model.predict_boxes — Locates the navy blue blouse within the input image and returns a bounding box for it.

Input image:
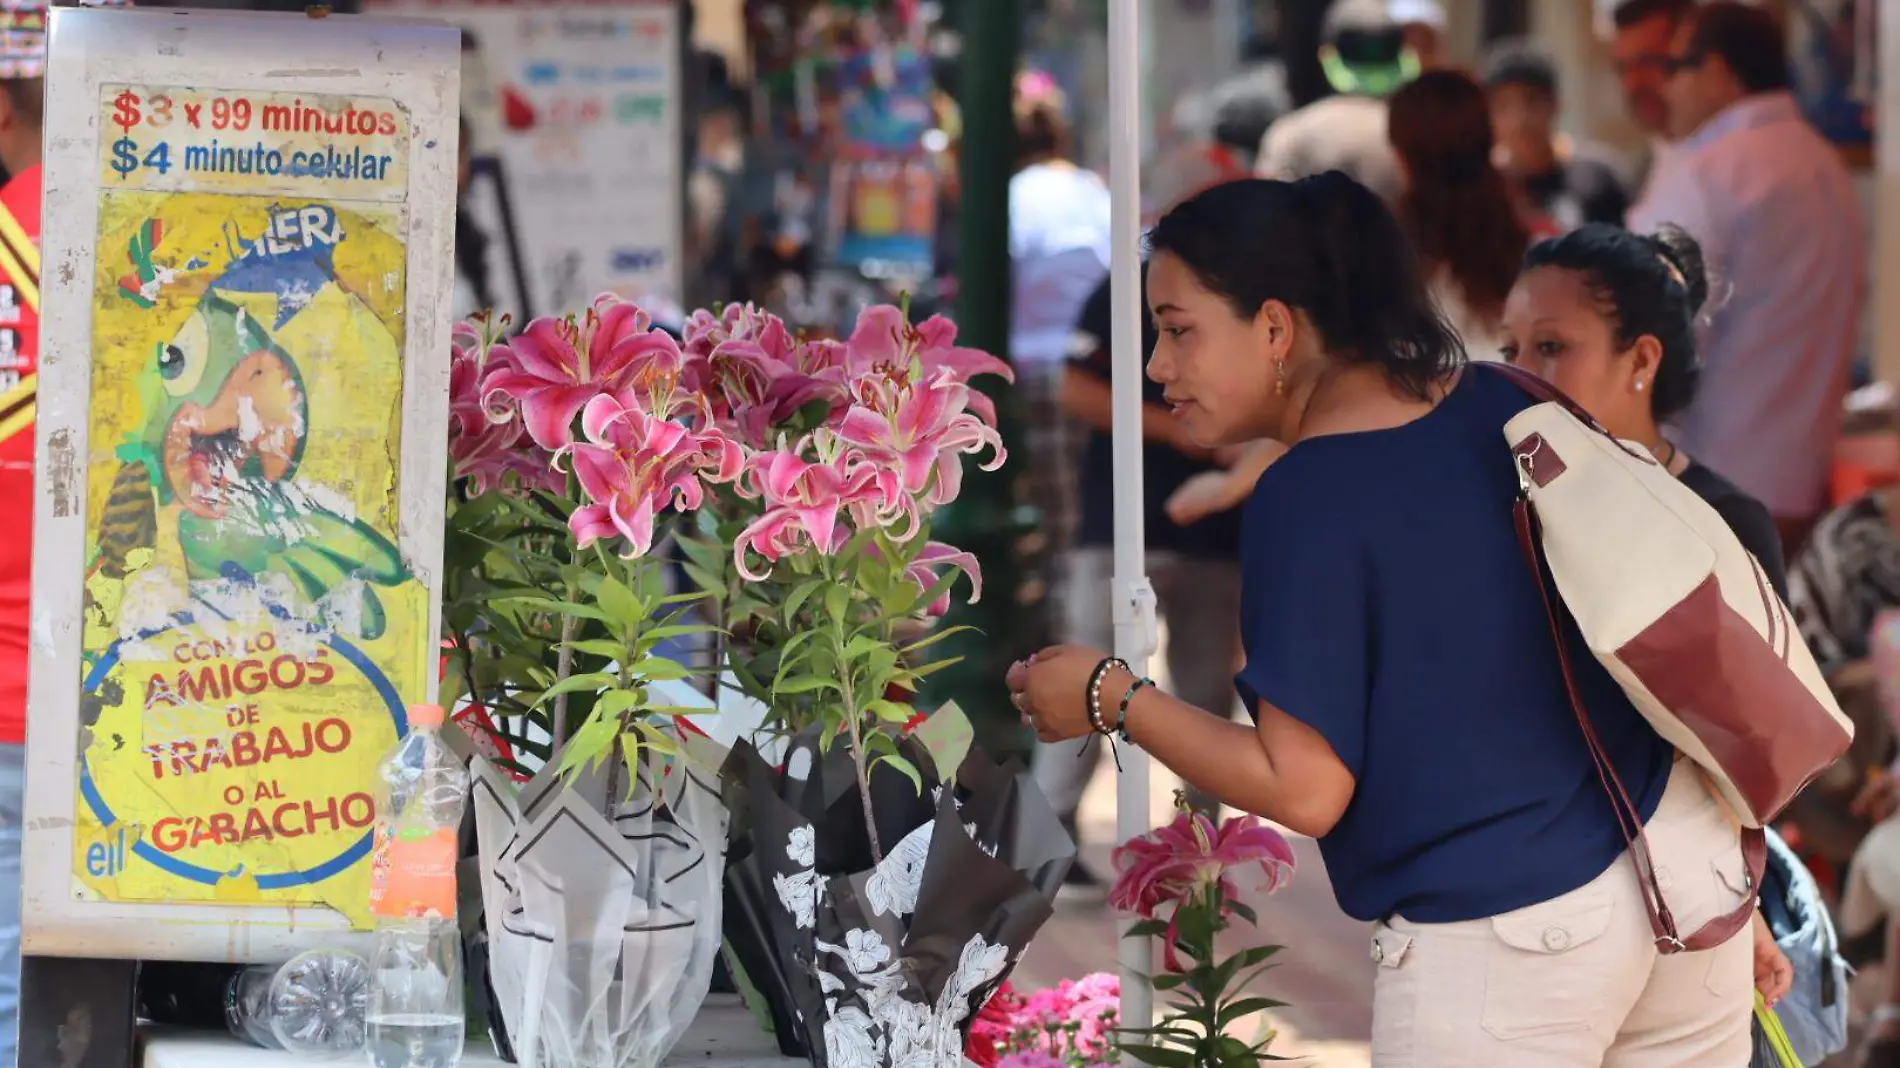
[1235,368,1674,924]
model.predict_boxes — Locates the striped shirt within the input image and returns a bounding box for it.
[0,162,41,745]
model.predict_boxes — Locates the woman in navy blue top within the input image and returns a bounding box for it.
[1008,175,1759,1065]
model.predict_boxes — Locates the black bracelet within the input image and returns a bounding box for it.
[1085,656,1129,736]
[1115,677,1152,743]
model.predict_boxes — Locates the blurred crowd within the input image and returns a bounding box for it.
[1004,0,1900,1062]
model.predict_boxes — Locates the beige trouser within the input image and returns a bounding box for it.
[1368,760,1754,1067]
[1840,813,1900,937]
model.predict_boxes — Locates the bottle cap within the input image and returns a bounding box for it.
[409,703,446,729]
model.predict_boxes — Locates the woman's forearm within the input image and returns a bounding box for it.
[1112,673,1355,837]
[1061,366,1187,444]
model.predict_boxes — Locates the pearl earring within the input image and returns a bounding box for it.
[1636,381,1646,392]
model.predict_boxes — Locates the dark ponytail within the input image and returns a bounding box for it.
[1521,222,1710,420]
[1146,172,1463,400]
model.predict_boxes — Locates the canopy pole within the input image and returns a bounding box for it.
[1108,0,1158,1054]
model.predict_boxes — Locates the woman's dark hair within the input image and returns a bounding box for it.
[1145,172,1463,400]
[1521,222,1711,421]
[1013,97,1069,169]
[1387,70,1529,329]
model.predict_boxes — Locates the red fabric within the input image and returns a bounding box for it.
[0,163,43,745]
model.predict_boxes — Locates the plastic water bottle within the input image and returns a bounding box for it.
[366,703,468,1068]
[224,950,371,1057]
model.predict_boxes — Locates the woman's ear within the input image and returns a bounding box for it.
[1254,299,1297,363]
[1628,334,1665,391]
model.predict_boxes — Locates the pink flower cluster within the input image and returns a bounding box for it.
[967,975,1120,1068]
[447,318,563,496]
[1110,808,1297,974]
[1109,811,1297,922]
[453,297,1012,597]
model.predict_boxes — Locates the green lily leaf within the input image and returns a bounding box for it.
[563,638,629,660]
[1217,997,1286,1027]
[532,671,618,707]
[1115,1043,1197,1068]
[493,596,616,625]
[875,754,922,794]
[898,624,976,655]
[774,673,839,696]
[596,575,644,625]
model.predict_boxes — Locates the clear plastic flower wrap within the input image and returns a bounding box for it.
[470,727,728,1068]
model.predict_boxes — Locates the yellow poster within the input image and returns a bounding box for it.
[74,84,427,924]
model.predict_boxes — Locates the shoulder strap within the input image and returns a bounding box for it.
[1514,490,1767,954]
[1482,361,1658,465]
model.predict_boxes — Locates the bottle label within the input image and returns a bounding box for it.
[368,826,458,920]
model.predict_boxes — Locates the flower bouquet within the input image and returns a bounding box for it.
[719,705,1074,1068]
[1110,796,1298,1068]
[444,303,743,1066]
[442,292,1050,1065]
[966,975,1121,1068]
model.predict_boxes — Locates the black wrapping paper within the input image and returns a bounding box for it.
[720,724,1075,1067]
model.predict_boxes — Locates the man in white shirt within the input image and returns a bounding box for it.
[1628,1,1864,552]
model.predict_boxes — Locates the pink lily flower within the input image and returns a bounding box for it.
[482,296,684,450]
[448,318,564,495]
[682,302,796,362]
[880,541,982,618]
[834,368,1006,510]
[732,438,888,581]
[1109,808,1296,971]
[565,391,741,558]
[762,336,852,424]
[842,304,1014,424]
[1110,810,1296,918]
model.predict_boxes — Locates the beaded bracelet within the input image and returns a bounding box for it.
[1085,656,1129,736]
[1114,677,1153,743]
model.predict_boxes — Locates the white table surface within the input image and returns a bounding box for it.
[143,995,805,1067]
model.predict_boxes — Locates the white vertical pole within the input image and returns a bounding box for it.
[1877,0,1900,389]
[1108,0,1157,1055]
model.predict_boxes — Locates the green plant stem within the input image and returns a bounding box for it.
[840,634,884,864]
[549,488,584,755]
[550,608,578,751]
[457,631,482,718]
[824,556,885,865]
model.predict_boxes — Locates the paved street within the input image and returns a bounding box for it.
[1015,760,1375,1068]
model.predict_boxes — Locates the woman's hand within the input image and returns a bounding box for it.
[1166,469,1249,526]
[1006,645,1123,743]
[1165,439,1289,525]
[1752,910,1793,1007]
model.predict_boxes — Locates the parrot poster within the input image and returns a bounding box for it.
[71,99,431,921]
